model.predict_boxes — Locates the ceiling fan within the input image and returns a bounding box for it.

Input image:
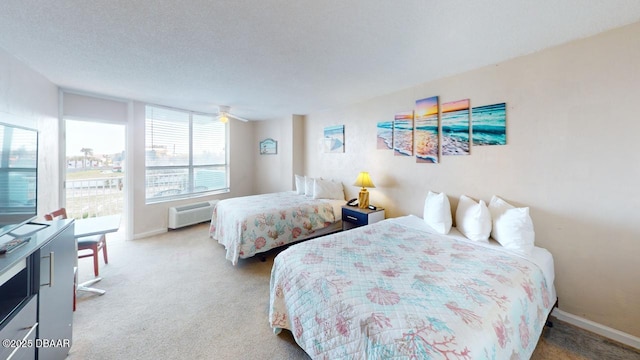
[215,105,249,123]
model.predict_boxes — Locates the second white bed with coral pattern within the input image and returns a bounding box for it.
[269,215,557,359]
[210,191,344,265]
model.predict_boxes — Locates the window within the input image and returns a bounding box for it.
[145,105,228,202]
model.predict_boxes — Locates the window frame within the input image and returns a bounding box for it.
[144,104,229,204]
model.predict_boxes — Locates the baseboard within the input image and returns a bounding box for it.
[133,228,167,239]
[552,308,640,350]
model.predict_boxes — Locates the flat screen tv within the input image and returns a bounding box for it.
[0,122,38,237]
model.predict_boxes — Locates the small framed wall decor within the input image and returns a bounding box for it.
[324,125,345,153]
[260,138,277,155]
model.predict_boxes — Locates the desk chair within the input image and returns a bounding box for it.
[44,208,109,276]
[45,208,110,311]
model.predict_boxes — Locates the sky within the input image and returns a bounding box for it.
[65,120,125,157]
[416,96,439,117]
[442,99,470,113]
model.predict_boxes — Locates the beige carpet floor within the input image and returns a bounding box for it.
[68,223,640,360]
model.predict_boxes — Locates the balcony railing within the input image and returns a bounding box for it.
[145,169,226,200]
[65,169,226,218]
[65,177,124,219]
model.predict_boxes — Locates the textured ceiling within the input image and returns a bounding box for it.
[1,1,639,121]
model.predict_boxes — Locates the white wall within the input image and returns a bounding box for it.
[303,22,640,337]
[0,47,59,217]
[253,116,296,194]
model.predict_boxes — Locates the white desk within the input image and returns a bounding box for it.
[74,215,121,295]
[74,214,121,238]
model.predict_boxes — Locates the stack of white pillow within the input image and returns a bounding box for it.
[294,174,344,201]
[423,191,535,256]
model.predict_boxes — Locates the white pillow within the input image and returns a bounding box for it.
[313,178,344,200]
[423,191,452,234]
[488,196,535,256]
[304,176,315,197]
[455,195,491,242]
[294,174,305,195]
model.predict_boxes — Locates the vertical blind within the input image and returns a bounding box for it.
[145,105,227,201]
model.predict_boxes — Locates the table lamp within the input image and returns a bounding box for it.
[353,171,375,209]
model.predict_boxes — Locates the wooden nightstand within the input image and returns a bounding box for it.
[342,206,385,230]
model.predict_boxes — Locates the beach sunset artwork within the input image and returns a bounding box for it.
[415,96,439,163]
[324,125,345,153]
[472,103,506,145]
[442,99,470,156]
[376,121,393,150]
[393,111,414,156]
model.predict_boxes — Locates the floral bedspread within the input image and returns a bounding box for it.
[269,218,554,359]
[210,192,336,265]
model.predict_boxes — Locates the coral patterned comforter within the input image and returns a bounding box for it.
[269,217,555,359]
[210,192,337,265]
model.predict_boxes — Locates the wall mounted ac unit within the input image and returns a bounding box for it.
[168,200,217,229]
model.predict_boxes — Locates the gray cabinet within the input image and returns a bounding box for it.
[0,296,37,360]
[37,224,75,360]
[0,220,75,360]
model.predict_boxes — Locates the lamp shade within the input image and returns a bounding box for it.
[353,172,375,188]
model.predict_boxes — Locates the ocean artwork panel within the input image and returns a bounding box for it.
[324,125,345,153]
[472,103,506,145]
[393,111,414,156]
[376,121,393,150]
[415,96,439,163]
[442,99,470,156]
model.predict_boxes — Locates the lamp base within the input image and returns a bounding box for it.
[358,189,369,209]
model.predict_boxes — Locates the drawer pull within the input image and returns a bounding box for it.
[346,216,358,221]
[41,252,55,287]
[19,324,37,331]
[22,322,38,338]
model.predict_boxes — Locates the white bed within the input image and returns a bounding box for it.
[209,191,344,265]
[269,215,557,359]
[396,215,556,294]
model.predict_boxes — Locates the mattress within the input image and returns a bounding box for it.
[270,215,557,359]
[393,214,556,299]
[210,191,343,265]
